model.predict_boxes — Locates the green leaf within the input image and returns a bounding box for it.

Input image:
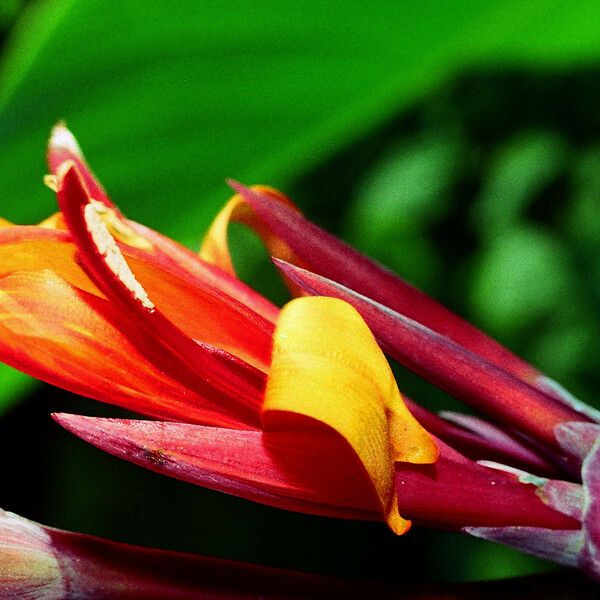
[471,130,567,238]
[0,1,23,31]
[469,227,572,338]
[1,0,600,414]
[1,1,600,245]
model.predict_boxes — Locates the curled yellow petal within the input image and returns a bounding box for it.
[200,185,300,276]
[262,296,438,533]
[0,218,12,228]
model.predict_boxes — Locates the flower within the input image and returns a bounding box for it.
[1,124,438,535]
[1,124,599,582]
[4,507,587,599]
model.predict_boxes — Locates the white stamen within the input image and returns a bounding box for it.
[43,174,58,192]
[83,200,155,311]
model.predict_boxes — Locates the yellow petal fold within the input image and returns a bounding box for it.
[262,296,438,533]
[200,185,300,276]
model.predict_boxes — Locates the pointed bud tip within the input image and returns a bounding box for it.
[272,256,294,271]
[272,258,310,286]
[52,412,87,434]
[0,510,65,598]
[49,122,82,156]
[225,178,248,195]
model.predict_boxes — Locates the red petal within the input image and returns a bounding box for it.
[406,399,559,476]
[3,508,386,599]
[277,261,584,455]
[53,414,381,522]
[47,123,111,208]
[395,444,579,530]
[228,182,538,381]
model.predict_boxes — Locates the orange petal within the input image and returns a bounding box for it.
[47,123,278,323]
[262,296,438,533]
[0,226,273,371]
[127,220,279,323]
[55,165,266,425]
[0,269,253,428]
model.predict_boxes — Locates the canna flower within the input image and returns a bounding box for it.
[0,124,598,582]
[1,124,438,534]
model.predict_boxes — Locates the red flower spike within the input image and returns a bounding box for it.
[2,508,407,599]
[275,260,583,459]
[1,124,597,580]
[56,164,266,426]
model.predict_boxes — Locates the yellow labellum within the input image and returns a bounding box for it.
[262,296,438,533]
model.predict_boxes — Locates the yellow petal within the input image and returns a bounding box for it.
[200,186,300,276]
[262,296,438,533]
[0,218,13,228]
[37,212,66,229]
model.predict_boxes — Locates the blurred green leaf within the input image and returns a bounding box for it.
[470,227,571,337]
[347,134,460,238]
[531,321,595,382]
[567,146,600,249]
[465,539,556,581]
[0,0,491,241]
[342,134,460,291]
[471,130,567,237]
[0,0,22,30]
[1,1,600,244]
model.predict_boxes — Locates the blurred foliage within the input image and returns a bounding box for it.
[1,0,600,588]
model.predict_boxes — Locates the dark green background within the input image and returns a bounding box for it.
[1,0,600,584]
